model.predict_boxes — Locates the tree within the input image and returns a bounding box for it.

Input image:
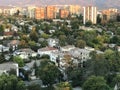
[67,67,84,87]
[85,20,92,27]
[114,74,120,90]
[16,81,26,90]
[0,74,26,90]
[13,56,24,67]
[29,28,39,42]
[86,53,110,76]
[0,25,4,35]
[75,40,86,48]
[18,40,28,49]
[38,59,62,86]
[0,53,5,63]
[28,40,38,51]
[59,35,67,46]
[71,19,80,29]
[40,33,49,39]
[27,83,41,90]
[55,82,72,90]
[83,76,110,90]
[117,14,120,22]
[97,14,102,24]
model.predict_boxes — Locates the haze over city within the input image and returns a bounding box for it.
[0,0,119,9]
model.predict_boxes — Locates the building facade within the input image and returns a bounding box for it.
[102,8,118,23]
[59,9,69,18]
[46,6,56,19]
[35,7,45,19]
[83,6,97,24]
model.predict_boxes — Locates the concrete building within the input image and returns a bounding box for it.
[46,6,56,19]
[59,9,69,18]
[83,6,97,24]
[69,48,91,63]
[47,38,59,47]
[0,62,19,76]
[35,7,45,20]
[102,8,118,23]
[37,47,58,57]
[0,9,2,14]
[68,5,81,15]
[13,48,37,59]
[27,6,36,18]
[0,44,9,52]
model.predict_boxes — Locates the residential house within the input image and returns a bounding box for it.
[3,32,14,38]
[37,47,58,57]
[69,48,91,62]
[60,45,75,53]
[0,44,9,52]
[13,48,37,59]
[8,40,20,51]
[47,38,59,47]
[0,62,19,76]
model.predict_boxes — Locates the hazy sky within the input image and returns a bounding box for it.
[0,0,119,9]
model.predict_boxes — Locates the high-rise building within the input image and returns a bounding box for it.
[83,6,97,24]
[35,7,45,19]
[27,6,36,18]
[69,5,81,15]
[101,8,118,23]
[0,9,2,14]
[59,9,69,18]
[46,6,56,19]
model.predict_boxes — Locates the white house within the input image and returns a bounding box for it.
[0,44,9,52]
[50,51,64,63]
[0,62,19,76]
[13,48,37,59]
[60,45,75,53]
[69,48,91,62]
[37,47,58,57]
[47,38,59,47]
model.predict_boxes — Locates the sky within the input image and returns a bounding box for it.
[0,0,119,9]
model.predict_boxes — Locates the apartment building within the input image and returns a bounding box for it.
[83,6,97,24]
[35,7,45,19]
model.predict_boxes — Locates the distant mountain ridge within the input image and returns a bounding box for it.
[0,0,119,9]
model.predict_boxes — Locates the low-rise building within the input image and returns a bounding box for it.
[0,62,19,76]
[37,47,58,57]
[8,40,20,51]
[69,48,91,62]
[59,9,69,18]
[47,38,59,47]
[13,48,37,59]
[60,45,75,53]
[0,44,9,52]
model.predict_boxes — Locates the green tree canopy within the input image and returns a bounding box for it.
[75,39,86,48]
[13,56,24,67]
[0,74,26,90]
[83,76,110,90]
[29,28,39,42]
[38,59,62,86]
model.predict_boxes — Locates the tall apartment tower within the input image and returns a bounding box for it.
[35,7,45,20]
[46,6,56,19]
[83,6,97,24]
[59,9,69,18]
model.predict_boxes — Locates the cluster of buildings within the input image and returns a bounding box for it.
[0,5,81,19]
[0,5,119,24]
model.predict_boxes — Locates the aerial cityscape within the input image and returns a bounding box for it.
[0,0,120,90]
